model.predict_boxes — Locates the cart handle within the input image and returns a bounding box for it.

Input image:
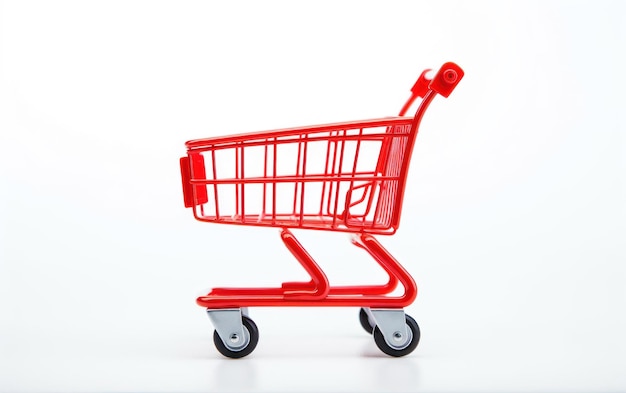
[398,62,464,116]
[430,62,464,98]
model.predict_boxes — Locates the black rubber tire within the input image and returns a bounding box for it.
[213,315,259,359]
[373,314,420,357]
[359,308,375,334]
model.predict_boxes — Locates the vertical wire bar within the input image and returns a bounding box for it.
[272,138,277,224]
[326,130,340,215]
[331,129,347,227]
[299,134,308,225]
[235,144,240,217]
[197,154,206,218]
[293,135,303,215]
[240,143,245,219]
[211,149,220,219]
[320,131,334,216]
[262,141,268,219]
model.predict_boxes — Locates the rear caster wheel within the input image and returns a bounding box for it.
[359,308,375,334]
[373,314,420,357]
[213,315,259,358]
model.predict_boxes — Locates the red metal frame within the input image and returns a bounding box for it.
[181,62,464,310]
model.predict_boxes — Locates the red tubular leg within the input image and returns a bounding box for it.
[351,234,417,307]
[197,232,416,309]
[280,228,330,299]
[327,235,399,296]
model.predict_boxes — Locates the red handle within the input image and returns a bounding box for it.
[399,62,464,116]
[429,62,464,98]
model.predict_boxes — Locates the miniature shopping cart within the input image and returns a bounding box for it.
[180,62,463,358]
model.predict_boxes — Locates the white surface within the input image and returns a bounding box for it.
[1,1,625,392]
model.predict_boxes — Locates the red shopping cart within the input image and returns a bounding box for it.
[180,62,463,358]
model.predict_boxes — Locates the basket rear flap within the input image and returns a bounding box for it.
[180,155,209,208]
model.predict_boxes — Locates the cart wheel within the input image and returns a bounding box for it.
[213,315,259,359]
[359,308,375,334]
[373,314,420,357]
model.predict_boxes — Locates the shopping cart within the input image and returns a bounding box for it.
[180,62,463,358]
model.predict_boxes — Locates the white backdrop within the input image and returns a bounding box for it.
[1,1,625,392]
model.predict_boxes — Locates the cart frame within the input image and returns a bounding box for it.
[180,62,464,357]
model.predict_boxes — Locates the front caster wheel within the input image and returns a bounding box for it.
[359,308,375,334]
[213,315,259,358]
[373,314,420,357]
